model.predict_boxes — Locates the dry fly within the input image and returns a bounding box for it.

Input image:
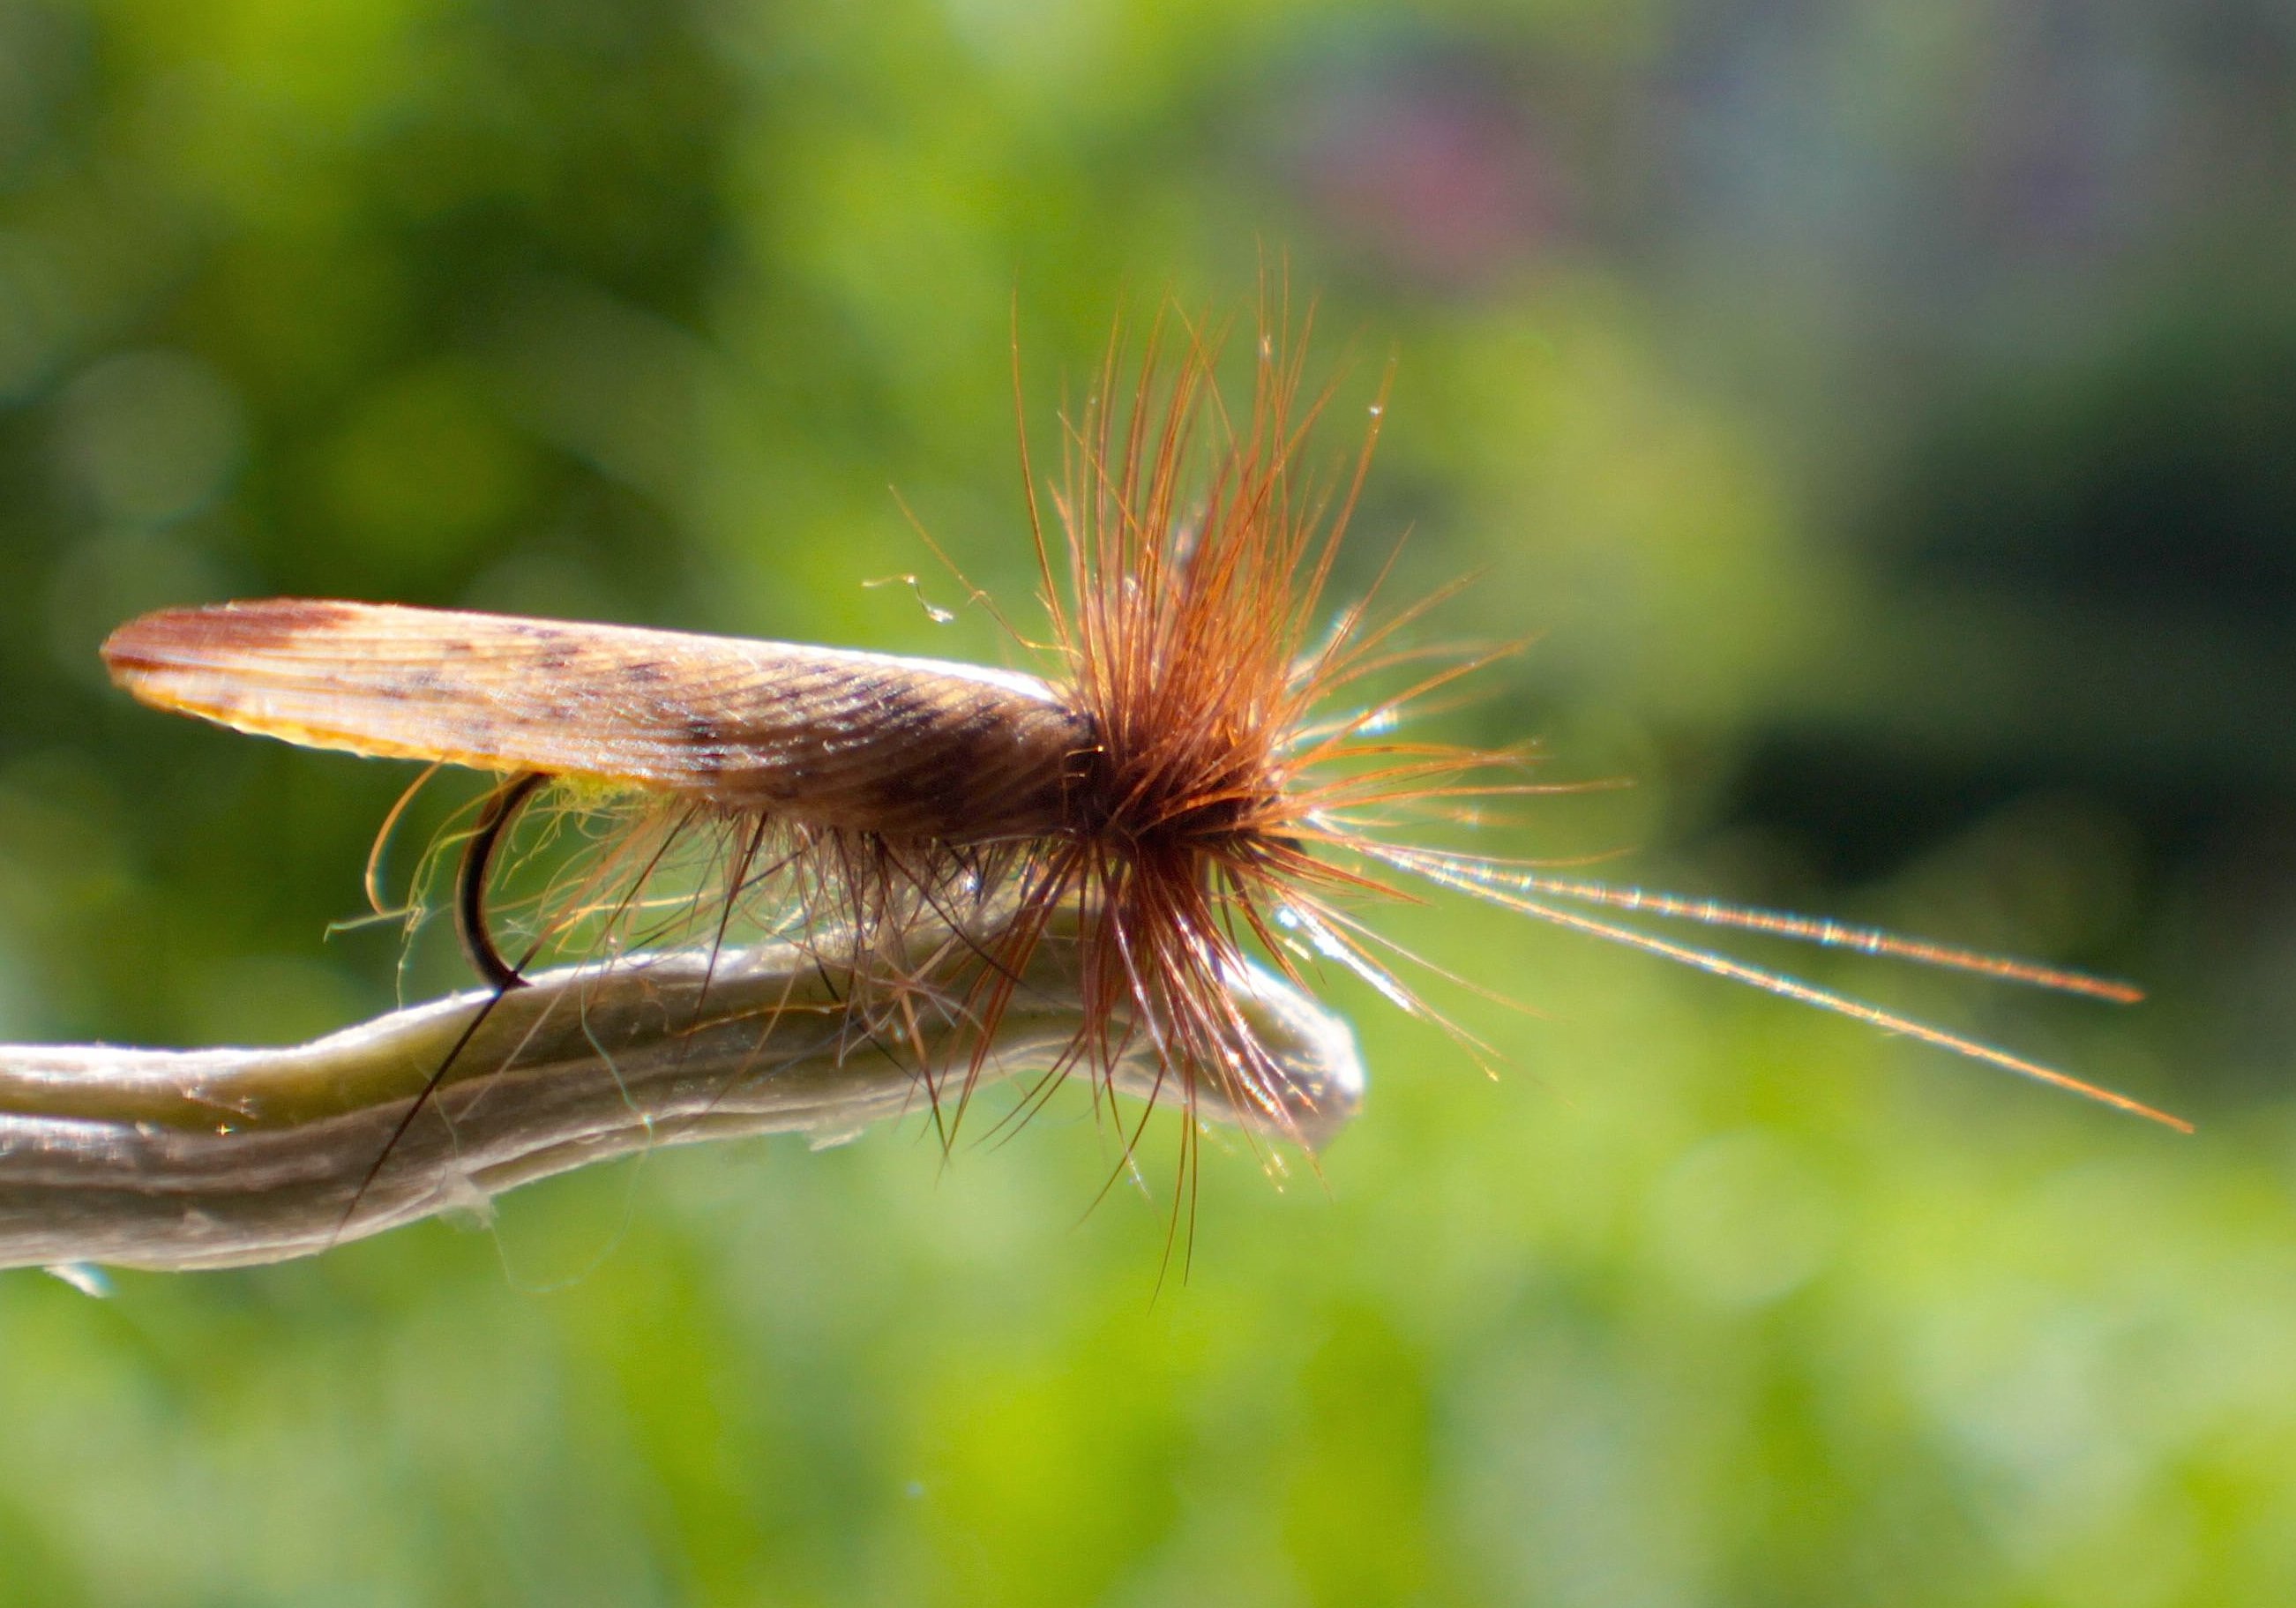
[99,312,2188,1242]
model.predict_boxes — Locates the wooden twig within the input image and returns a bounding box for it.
[0,916,1361,1273]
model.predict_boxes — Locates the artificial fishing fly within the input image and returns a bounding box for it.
[100,310,2188,1235]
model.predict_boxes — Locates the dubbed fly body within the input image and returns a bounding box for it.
[101,312,2187,1231]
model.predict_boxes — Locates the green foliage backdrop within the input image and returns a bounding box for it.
[1,0,2292,1603]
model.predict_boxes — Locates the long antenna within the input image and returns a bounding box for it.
[1362,843,2189,1133]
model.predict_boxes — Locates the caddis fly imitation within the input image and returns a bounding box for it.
[100,312,2188,1232]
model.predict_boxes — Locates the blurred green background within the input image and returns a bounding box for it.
[2,0,2292,1602]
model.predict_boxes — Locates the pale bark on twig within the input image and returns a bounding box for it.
[0,918,1362,1273]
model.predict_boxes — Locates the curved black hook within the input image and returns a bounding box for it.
[457,770,550,991]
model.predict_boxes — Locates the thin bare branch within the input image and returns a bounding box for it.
[0,911,1361,1274]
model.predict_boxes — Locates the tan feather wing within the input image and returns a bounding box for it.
[102,600,1089,841]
